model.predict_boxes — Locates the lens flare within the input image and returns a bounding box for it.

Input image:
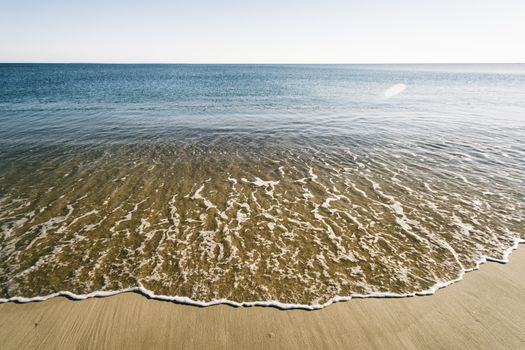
[384,83,407,97]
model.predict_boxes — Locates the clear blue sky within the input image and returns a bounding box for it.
[1,0,524,63]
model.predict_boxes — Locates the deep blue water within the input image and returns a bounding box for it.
[1,64,524,147]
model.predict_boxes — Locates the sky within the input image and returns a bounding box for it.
[1,0,524,63]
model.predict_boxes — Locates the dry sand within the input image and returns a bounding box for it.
[0,246,524,350]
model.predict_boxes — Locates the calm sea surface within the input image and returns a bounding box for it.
[0,64,524,307]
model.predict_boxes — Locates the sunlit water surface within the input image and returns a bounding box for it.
[0,64,524,307]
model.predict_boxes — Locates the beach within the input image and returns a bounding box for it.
[0,245,523,349]
[1,64,524,349]
[2,0,525,347]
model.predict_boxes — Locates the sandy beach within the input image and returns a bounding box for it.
[0,245,522,349]
[2,0,525,347]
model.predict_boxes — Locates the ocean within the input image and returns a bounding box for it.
[0,64,524,308]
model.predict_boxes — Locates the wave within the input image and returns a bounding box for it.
[2,239,522,310]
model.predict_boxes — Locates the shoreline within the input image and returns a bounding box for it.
[2,239,523,310]
[1,245,524,349]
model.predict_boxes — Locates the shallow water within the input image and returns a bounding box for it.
[0,64,524,307]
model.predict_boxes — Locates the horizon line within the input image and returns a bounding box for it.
[1,62,524,65]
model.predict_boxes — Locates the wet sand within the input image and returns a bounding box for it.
[0,246,523,349]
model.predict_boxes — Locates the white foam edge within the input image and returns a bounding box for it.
[1,239,523,310]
